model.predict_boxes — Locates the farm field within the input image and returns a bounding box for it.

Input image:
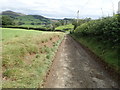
[55,24,74,31]
[2,28,64,88]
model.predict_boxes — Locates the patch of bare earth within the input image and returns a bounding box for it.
[39,35,60,48]
[44,35,119,88]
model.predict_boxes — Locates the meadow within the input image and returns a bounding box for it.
[55,24,74,31]
[2,28,64,88]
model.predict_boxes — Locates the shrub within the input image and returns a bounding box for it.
[75,15,120,49]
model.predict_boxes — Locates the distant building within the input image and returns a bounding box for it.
[118,1,120,14]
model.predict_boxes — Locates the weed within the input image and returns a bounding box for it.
[15,35,18,37]
[44,45,46,47]
[50,37,52,40]
[45,39,48,42]
[41,40,44,43]
[46,54,51,59]
[36,54,40,58]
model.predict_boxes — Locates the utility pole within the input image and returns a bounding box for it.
[118,1,120,14]
[77,10,79,23]
[101,8,104,17]
[112,2,115,15]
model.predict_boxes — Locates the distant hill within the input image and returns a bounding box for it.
[1,10,73,26]
[1,10,51,25]
[1,10,26,17]
[15,15,51,25]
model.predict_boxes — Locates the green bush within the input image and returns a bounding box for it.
[75,15,120,49]
[2,16,15,26]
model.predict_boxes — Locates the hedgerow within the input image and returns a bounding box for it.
[75,14,120,49]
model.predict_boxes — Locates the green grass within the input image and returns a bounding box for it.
[2,28,43,41]
[55,24,74,31]
[2,28,64,88]
[19,25,45,28]
[71,34,119,71]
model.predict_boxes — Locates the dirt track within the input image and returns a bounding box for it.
[44,35,119,88]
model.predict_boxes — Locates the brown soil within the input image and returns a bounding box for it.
[39,35,60,48]
[43,35,119,88]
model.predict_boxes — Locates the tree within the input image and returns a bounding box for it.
[59,20,64,25]
[2,16,15,26]
[84,18,91,22]
[31,22,35,25]
[72,18,91,30]
[72,19,78,30]
[18,22,25,25]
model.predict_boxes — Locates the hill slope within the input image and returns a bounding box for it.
[1,10,26,17]
[1,10,51,25]
[15,15,50,25]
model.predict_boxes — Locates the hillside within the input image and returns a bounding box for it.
[15,15,51,25]
[1,10,51,25]
[1,10,74,31]
[1,10,26,17]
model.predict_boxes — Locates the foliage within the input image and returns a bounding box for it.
[75,15,120,49]
[59,20,64,25]
[15,15,50,25]
[2,16,15,26]
[72,18,91,30]
[55,24,74,31]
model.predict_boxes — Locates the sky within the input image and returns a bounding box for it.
[0,0,120,19]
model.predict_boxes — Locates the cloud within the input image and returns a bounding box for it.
[0,0,119,19]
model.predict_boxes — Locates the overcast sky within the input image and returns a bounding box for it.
[0,0,119,19]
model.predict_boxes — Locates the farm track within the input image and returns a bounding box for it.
[44,35,119,88]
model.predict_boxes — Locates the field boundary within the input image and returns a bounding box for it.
[2,27,64,32]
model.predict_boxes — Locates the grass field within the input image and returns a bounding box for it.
[2,28,64,88]
[19,25,46,28]
[2,28,43,41]
[55,24,74,31]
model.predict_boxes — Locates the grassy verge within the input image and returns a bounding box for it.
[71,34,119,72]
[2,28,64,88]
